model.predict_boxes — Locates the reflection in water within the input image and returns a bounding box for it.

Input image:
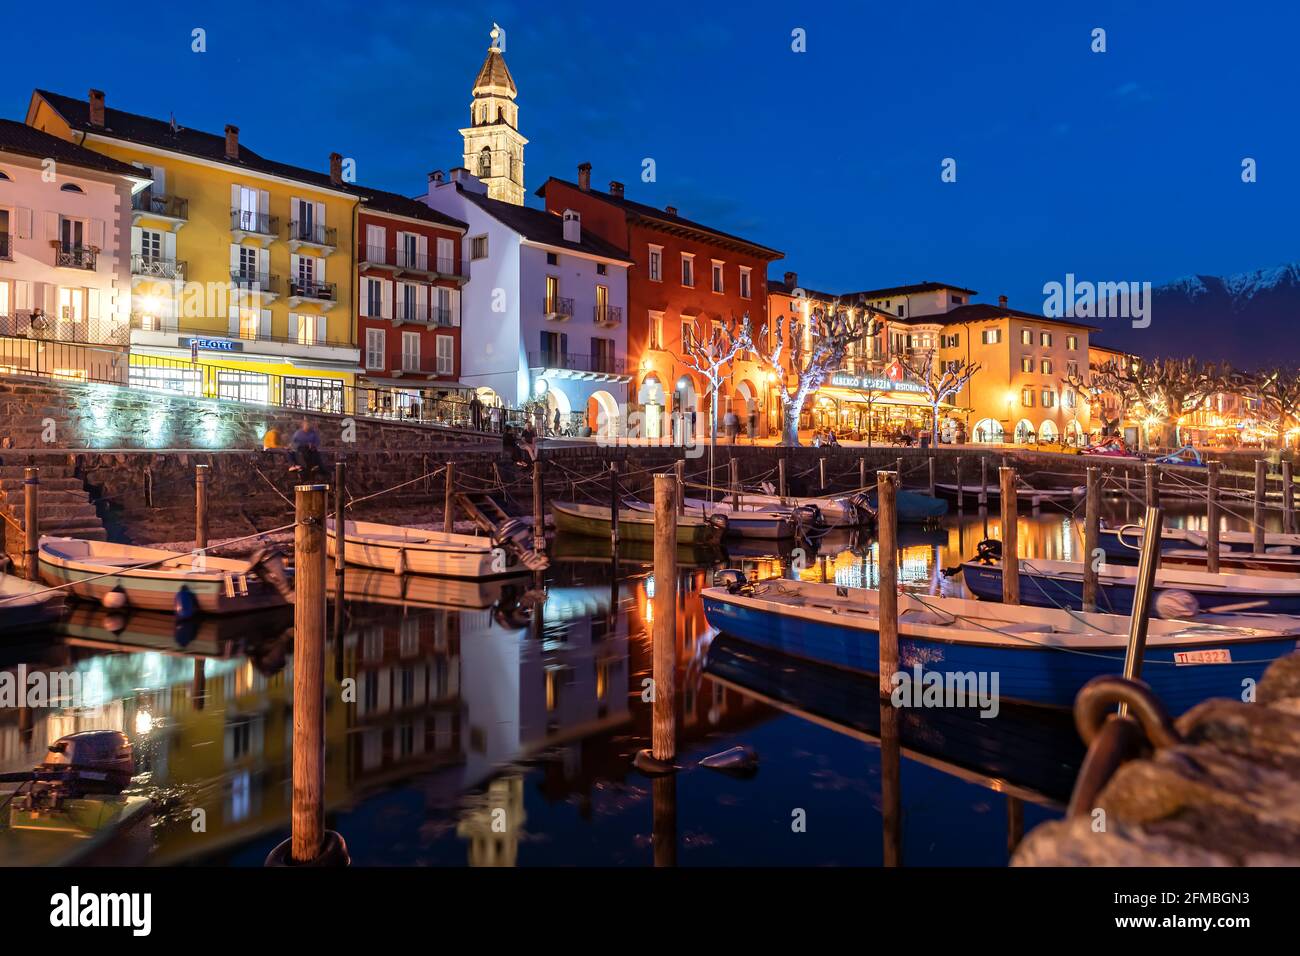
[1,499,1204,866]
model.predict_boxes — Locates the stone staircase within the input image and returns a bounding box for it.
[0,463,107,550]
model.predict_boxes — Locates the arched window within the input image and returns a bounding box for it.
[60,183,84,193]
[477,147,492,178]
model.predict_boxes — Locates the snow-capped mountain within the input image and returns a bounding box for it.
[1094,261,1300,368]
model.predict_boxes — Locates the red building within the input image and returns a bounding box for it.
[537,164,782,440]
[355,188,470,420]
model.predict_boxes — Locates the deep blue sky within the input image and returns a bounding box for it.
[6,1,1297,318]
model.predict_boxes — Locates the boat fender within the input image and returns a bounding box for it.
[974,539,1003,565]
[174,584,197,621]
[101,611,128,634]
[698,745,759,777]
[174,617,198,648]
[102,585,128,611]
[264,829,351,867]
[712,568,750,594]
[1154,589,1200,619]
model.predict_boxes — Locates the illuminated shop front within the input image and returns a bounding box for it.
[807,371,955,440]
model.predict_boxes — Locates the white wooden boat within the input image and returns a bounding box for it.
[37,537,287,615]
[719,491,873,528]
[0,575,65,633]
[624,497,807,539]
[1099,524,1300,561]
[326,519,533,578]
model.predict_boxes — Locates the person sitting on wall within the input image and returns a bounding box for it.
[262,426,282,451]
[289,418,323,478]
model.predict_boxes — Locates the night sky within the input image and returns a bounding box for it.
[5,1,1297,349]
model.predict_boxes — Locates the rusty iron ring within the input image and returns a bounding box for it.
[1075,675,1182,750]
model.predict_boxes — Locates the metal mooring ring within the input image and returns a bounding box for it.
[1074,675,1182,750]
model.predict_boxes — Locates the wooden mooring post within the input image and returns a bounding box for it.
[859,457,866,490]
[1284,460,1295,535]
[532,459,545,553]
[928,456,936,499]
[23,467,38,582]
[1206,460,1221,574]
[443,461,455,534]
[1000,467,1019,605]
[334,461,346,577]
[1254,459,1267,553]
[1082,466,1100,613]
[609,462,620,551]
[635,473,678,775]
[819,457,827,491]
[266,482,348,866]
[979,456,988,508]
[777,457,787,498]
[675,459,686,514]
[729,457,740,510]
[195,464,209,553]
[955,457,963,511]
[1118,506,1164,719]
[876,469,899,698]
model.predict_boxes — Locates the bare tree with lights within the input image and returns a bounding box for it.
[899,349,981,448]
[681,313,753,460]
[1063,360,1134,442]
[1235,367,1300,450]
[1098,356,1225,449]
[753,301,880,446]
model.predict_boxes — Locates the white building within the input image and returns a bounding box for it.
[424,168,631,436]
[0,118,147,375]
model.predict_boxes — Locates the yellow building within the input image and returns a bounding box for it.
[27,89,360,411]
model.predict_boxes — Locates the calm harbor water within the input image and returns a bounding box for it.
[0,494,1279,866]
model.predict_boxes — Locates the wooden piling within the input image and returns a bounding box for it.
[651,474,677,764]
[777,457,786,498]
[1206,460,1221,574]
[955,457,963,511]
[928,456,936,499]
[675,459,686,514]
[895,457,903,482]
[1119,506,1164,719]
[443,461,455,534]
[1284,460,1295,535]
[859,457,866,491]
[1000,466,1019,605]
[979,456,988,508]
[333,461,345,577]
[819,457,827,491]
[291,483,328,863]
[1082,466,1100,613]
[195,464,209,553]
[879,701,902,868]
[1254,459,1267,553]
[1144,462,1158,509]
[532,459,545,552]
[876,469,899,698]
[609,462,620,550]
[23,467,38,582]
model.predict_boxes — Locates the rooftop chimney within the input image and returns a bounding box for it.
[609,181,624,199]
[88,90,105,129]
[562,209,581,244]
[428,170,445,185]
[449,167,487,194]
[577,162,591,191]
[998,294,1008,309]
[784,271,798,289]
[329,152,343,186]
[224,125,239,161]
[665,205,677,216]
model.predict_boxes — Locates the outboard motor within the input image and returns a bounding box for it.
[974,538,1003,565]
[250,547,294,601]
[0,731,136,811]
[712,568,751,595]
[848,492,876,526]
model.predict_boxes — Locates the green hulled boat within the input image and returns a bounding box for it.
[551,500,726,546]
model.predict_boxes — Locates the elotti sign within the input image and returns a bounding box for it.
[829,372,925,394]
[181,337,244,353]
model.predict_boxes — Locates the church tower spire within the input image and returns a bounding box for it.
[460,24,528,205]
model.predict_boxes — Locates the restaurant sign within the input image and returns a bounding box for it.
[829,372,926,394]
[181,337,244,353]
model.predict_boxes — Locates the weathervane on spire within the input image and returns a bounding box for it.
[489,22,506,53]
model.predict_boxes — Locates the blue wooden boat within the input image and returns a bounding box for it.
[961,556,1300,616]
[701,576,1300,714]
[865,490,949,523]
[1098,524,1300,563]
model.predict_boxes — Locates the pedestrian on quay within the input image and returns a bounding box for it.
[553,407,562,436]
[289,418,323,478]
[470,392,484,430]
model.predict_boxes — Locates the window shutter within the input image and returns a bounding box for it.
[87,289,101,320]
[231,184,240,213]
[16,208,32,239]
[291,197,302,226]
[230,244,241,274]
[228,305,240,336]
[261,309,272,338]
[316,315,326,343]
[315,256,325,279]
[314,201,325,229]
[46,211,59,241]
[258,190,269,214]
[417,234,428,261]
[290,253,300,281]
[450,288,460,326]
[43,284,56,315]
[131,228,142,257]
[380,280,392,319]
[14,280,31,311]
[163,232,176,262]
[258,248,269,276]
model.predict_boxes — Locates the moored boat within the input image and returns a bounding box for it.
[552,500,726,546]
[1098,523,1300,562]
[624,496,813,539]
[961,555,1300,615]
[326,518,538,578]
[865,489,949,523]
[935,482,1082,506]
[719,491,874,528]
[701,575,1300,714]
[37,537,288,615]
[0,575,65,634]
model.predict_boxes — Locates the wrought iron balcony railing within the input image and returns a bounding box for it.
[132,193,189,220]
[529,350,625,375]
[594,304,622,326]
[231,209,278,236]
[543,296,574,318]
[0,233,12,260]
[393,304,428,324]
[132,255,186,280]
[230,270,282,295]
[290,278,337,302]
[288,220,337,247]
[55,246,96,270]
[431,307,455,327]
[2,310,128,345]
[359,244,392,266]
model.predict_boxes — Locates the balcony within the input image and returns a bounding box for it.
[131,255,187,281]
[230,270,282,302]
[230,209,279,244]
[395,251,469,283]
[288,278,338,310]
[543,296,574,320]
[431,306,455,327]
[287,220,337,254]
[130,312,179,335]
[593,304,622,328]
[0,233,12,261]
[3,309,129,345]
[391,304,428,328]
[54,245,96,271]
[359,243,396,271]
[128,314,358,365]
[386,355,456,380]
[528,350,629,382]
[132,193,189,227]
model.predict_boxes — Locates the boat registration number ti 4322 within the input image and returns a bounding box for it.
[1173,648,1232,665]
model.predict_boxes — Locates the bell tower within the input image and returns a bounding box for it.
[460,24,527,205]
